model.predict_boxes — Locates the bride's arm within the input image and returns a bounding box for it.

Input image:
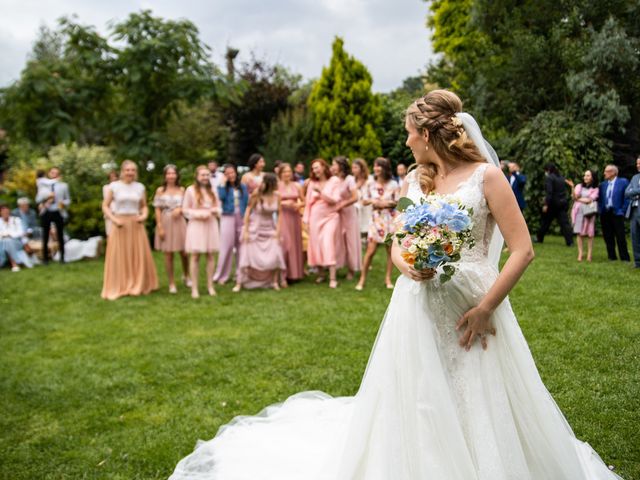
[457,165,535,350]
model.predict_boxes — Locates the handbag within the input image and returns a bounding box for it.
[582,201,598,218]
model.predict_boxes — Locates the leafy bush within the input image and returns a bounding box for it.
[509,110,611,232]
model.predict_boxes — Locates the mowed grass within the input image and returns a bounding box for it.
[0,236,638,479]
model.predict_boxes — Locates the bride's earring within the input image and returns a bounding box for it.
[425,145,429,152]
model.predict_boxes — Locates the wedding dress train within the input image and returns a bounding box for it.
[169,163,622,480]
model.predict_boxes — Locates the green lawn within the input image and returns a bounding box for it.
[1,236,638,479]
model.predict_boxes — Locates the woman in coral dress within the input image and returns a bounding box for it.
[234,173,286,291]
[101,160,158,300]
[153,164,189,294]
[355,157,399,291]
[183,165,220,298]
[277,163,305,286]
[332,156,362,279]
[303,158,342,288]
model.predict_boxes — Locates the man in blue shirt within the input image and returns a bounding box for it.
[598,164,630,261]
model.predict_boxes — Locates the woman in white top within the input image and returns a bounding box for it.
[101,160,159,300]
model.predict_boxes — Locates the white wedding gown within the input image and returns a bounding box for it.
[170,164,622,480]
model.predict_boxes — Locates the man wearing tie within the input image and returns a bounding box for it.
[508,162,526,211]
[625,156,640,268]
[598,164,630,261]
[36,166,71,264]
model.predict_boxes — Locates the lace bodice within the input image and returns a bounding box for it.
[406,163,496,265]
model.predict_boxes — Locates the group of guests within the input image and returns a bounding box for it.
[0,166,71,271]
[100,154,406,300]
[504,158,640,266]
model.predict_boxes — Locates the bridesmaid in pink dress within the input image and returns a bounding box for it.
[303,158,342,288]
[233,173,286,291]
[331,156,361,279]
[241,153,266,196]
[183,165,221,298]
[277,163,305,287]
[153,164,189,294]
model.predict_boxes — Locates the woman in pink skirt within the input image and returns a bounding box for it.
[213,164,249,284]
[233,173,286,291]
[277,163,305,287]
[154,164,189,294]
[571,169,599,262]
[331,156,361,280]
[303,158,342,288]
[183,165,220,298]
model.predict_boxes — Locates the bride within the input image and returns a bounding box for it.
[169,90,623,480]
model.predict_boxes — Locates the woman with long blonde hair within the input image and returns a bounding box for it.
[183,165,220,298]
[101,160,158,300]
[170,90,623,480]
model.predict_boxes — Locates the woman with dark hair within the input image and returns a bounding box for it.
[351,158,372,240]
[277,163,305,286]
[234,172,286,291]
[571,169,600,262]
[214,164,249,284]
[183,165,220,298]
[153,164,189,293]
[303,158,342,288]
[241,153,266,195]
[332,156,361,279]
[102,160,158,300]
[355,157,399,290]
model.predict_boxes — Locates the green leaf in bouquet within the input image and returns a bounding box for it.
[440,273,452,283]
[396,196,415,212]
[384,233,394,246]
[442,265,456,276]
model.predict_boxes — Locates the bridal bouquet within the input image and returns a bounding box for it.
[386,195,475,283]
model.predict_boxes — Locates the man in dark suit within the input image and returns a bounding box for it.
[624,156,640,268]
[537,163,573,246]
[598,164,630,261]
[508,162,526,211]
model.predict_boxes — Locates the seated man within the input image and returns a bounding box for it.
[0,204,33,271]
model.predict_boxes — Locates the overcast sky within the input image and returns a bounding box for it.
[0,0,435,92]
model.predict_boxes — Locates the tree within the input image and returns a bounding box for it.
[308,37,382,160]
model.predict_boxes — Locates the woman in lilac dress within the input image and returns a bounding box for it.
[233,173,286,291]
[153,164,189,294]
[277,163,305,287]
[571,169,599,262]
[355,157,399,291]
[214,164,249,284]
[332,156,361,280]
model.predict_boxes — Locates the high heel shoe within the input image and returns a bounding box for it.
[191,290,200,299]
[169,284,177,294]
[208,286,217,297]
[329,280,338,289]
[355,283,364,291]
[183,276,192,288]
[232,284,241,293]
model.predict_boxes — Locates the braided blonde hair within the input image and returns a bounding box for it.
[405,90,485,194]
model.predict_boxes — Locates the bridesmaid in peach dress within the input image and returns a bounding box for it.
[101,160,158,300]
[183,165,220,299]
[153,164,190,294]
[303,158,342,288]
[241,153,266,195]
[233,173,286,291]
[277,163,304,287]
[331,156,361,280]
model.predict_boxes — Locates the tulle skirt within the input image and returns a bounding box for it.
[169,261,623,480]
[101,216,158,300]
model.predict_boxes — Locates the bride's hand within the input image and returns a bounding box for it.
[407,267,436,282]
[455,306,496,351]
